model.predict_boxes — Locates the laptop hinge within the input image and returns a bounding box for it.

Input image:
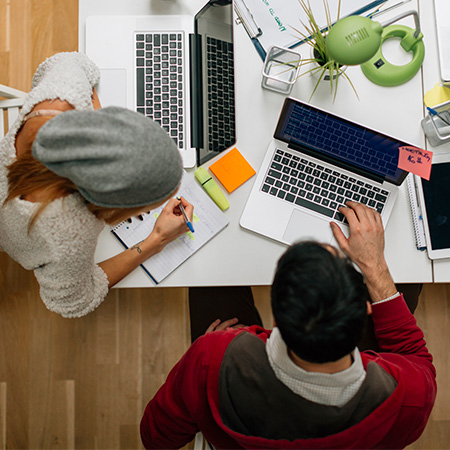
[287,142,386,184]
[189,33,203,150]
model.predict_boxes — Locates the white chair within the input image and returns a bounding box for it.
[0,83,26,137]
[193,432,215,450]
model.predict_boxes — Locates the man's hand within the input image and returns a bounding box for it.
[330,201,397,302]
[205,318,244,334]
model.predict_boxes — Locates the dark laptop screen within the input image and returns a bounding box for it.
[421,162,450,250]
[193,0,236,166]
[275,98,409,185]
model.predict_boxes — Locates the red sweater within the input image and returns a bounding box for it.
[141,295,436,449]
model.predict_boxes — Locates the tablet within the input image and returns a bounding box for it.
[416,152,450,260]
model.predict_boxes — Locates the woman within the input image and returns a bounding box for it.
[0,52,193,318]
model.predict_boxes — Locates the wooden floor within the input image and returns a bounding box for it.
[1,0,449,448]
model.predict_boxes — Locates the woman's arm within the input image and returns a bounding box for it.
[99,197,193,288]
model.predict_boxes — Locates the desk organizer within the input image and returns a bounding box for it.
[261,46,301,95]
[422,99,450,147]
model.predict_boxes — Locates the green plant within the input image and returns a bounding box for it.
[292,0,358,101]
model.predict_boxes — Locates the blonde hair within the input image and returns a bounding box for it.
[6,121,154,230]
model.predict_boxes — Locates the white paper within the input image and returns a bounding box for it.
[238,0,386,53]
[112,171,230,283]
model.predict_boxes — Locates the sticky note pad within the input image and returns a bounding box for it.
[424,82,450,108]
[209,148,256,193]
[398,146,433,181]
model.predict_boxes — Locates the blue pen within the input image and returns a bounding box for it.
[427,106,450,126]
[252,38,266,60]
[176,196,194,233]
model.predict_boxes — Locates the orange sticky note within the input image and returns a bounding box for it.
[209,148,256,193]
[398,146,433,180]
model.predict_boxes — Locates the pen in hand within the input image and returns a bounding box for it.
[176,196,194,233]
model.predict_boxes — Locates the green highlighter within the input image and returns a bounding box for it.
[195,167,230,211]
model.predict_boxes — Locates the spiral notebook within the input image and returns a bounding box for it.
[111,172,230,284]
[406,173,426,251]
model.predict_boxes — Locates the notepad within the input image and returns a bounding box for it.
[406,173,426,251]
[111,171,230,284]
[209,148,256,193]
[398,146,433,180]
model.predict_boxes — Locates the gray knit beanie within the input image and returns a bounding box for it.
[32,106,183,208]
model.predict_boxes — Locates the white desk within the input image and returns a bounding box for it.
[79,0,433,287]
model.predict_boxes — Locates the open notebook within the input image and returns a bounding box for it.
[111,171,229,284]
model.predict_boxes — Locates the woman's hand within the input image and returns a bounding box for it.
[99,197,193,288]
[147,197,194,251]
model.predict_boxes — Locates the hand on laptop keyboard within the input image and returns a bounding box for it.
[330,201,396,302]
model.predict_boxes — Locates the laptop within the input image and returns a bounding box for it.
[434,0,450,84]
[85,0,236,168]
[240,97,411,245]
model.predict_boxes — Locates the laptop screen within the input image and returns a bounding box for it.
[274,98,409,185]
[193,0,236,166]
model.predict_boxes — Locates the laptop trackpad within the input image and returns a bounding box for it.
[283,209,335,245]
[97,69,127,108]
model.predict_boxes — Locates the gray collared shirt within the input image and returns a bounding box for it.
[266,327,366,407]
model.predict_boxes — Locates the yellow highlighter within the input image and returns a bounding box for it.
[195,167,230,211]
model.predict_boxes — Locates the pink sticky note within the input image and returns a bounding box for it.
[398,146,433,180]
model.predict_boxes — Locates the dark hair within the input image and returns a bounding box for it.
[271,241,368,363]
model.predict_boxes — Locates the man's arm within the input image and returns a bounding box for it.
[140,337,206,449]
[330,201,436,390]
[331,202,436,446]
[330,201,397,302]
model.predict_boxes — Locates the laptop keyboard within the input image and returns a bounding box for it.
[262,149,389,223]
[206,36,236,152]
[135,32,185,149]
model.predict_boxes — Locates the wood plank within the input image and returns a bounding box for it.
[415,284,450,421]
[251,286,273,329]
[53,0,79,52]
[117,289,143,427]
[0,291,31,449]
[96,290,120,365]
[0,383,6,450]
[31,0,54,74]
[0,0,10,53]
[8,0,32,90]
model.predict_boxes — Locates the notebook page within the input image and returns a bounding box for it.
[111,172,230,283]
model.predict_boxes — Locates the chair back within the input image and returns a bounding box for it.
[193,432,216,450]
[0,84,26,137]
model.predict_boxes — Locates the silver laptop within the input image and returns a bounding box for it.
[240,97,410,245]
[434,0,450,84]
[85,0,236,168]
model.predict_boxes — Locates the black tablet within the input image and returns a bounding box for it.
[417,152,450,259]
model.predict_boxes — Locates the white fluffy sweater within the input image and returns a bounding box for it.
[0,52,109,318]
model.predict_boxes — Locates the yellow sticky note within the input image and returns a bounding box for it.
[209,148,255,193]
[424,82,450,108]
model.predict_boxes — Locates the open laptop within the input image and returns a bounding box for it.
[85,0,236,168]
[240,97,411,245]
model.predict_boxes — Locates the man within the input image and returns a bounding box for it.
[140,202,436,449]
